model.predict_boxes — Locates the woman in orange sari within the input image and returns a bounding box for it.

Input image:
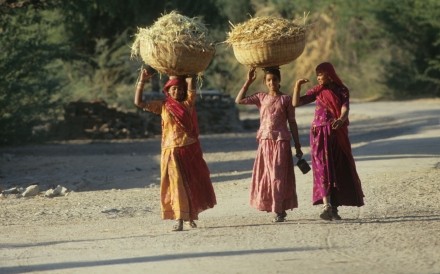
[292,62,364,220]
[134,69,216,231]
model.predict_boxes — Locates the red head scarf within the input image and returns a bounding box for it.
[163,78,187,96]
[162,78,198,138]
[315,62,349,125]
[315,62,344,87]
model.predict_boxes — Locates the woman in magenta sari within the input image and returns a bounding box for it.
[134,69,216,231]
[292,62,364,220]
[236,67,303,222]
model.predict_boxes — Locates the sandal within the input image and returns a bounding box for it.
[172,219,183,231]
[272,211,286,223]
[273,216,285,222]
[332,207,342,220]
[185,220,197,228]
[319,204,333,221]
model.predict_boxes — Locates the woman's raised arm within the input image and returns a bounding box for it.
[235,67,256,104]
[292,78,309,107]
[134,68,155,108]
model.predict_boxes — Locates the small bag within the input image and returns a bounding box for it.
[296,158,311,174]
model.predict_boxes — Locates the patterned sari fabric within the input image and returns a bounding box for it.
[302,84,364,207]
[160,141,216,220]
[143,83,216,221]
[241,92,298,213]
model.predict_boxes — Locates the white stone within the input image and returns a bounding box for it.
[22,185,39,197]
[44,189,56,198]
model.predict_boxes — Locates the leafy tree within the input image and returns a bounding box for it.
[53,0,230,99]
[216,0,254,23]
[321,0,393,98]
[2,0,439,145]
[51,0,226,56]
[374,0,440,97]
[0,5,68,145]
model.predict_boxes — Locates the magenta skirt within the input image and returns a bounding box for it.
[310,124,364,206]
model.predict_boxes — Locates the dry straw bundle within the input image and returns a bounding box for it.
[226,16,307,68]
[131,11,215,75]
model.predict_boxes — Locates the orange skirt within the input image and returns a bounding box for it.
[160,141,216,220]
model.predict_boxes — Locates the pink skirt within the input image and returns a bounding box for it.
[250,139,298,213]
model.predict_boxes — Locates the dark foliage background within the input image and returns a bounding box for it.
[1,0,439,145]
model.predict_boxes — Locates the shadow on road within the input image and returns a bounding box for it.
[0,247,321,274]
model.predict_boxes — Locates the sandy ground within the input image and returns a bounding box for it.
[0,99,439,274]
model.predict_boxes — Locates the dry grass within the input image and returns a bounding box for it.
[226,16,308,44]
[131,11,215,59]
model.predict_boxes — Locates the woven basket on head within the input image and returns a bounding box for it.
[231,34,306,68]
[139,41,215,76]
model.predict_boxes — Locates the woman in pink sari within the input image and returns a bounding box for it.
[292,62,364,220]
[236,67,303,222]
[134,69,216,231]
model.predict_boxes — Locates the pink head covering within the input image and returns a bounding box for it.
[315,62,344,87]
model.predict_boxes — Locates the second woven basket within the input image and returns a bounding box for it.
[231,34,306,68]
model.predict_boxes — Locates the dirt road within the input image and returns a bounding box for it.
[1,99,439,274]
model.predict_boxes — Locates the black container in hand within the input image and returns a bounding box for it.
[296,158,311,174]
